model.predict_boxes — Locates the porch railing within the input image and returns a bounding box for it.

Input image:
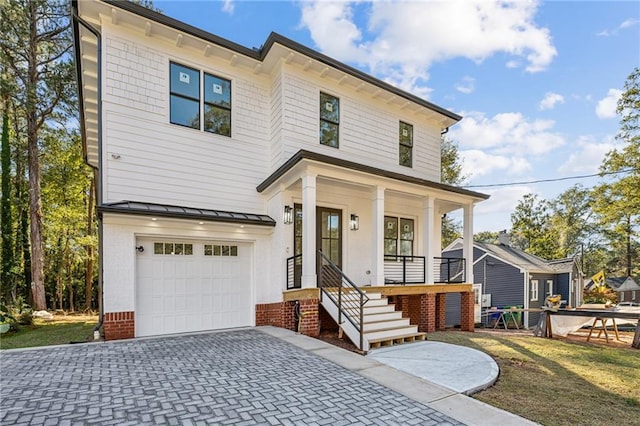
[434,257,466,283]
[286,254,302,290]
[317,250,369,350]
[383,255,426,284]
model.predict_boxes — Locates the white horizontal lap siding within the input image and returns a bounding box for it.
[101,31,270,213]
[278,68,442,180]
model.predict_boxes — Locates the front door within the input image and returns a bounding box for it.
[292,205,343,287]
[316,207,342,268]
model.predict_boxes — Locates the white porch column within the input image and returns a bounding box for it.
[423,197,435,284]
[302,173,317,288]
[371,186,385,285]
[463,203,474,284]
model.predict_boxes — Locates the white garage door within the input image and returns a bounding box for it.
[135,238,252,337]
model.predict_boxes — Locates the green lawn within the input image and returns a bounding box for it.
[0,314,98,350]
[429,330,640,426]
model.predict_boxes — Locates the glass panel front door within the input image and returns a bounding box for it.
[317,207,342,268]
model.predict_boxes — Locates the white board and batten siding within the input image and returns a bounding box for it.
[101,30,271,214]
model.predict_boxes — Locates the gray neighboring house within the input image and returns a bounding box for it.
[585,277,640,305]
[442,238,584,329]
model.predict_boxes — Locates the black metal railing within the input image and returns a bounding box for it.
[434,257,465,283]
[383,255,426,284]
[286,254,302,290]
[317,250,369,350]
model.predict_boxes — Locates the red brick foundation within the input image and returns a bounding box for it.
[103,311,135,340]
[460,291,475,331]
[420,293,436,332]
[436,293,447,331]
[255,299,319,337]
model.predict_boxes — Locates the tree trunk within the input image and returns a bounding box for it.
[26,0,46,310]
[84,177,95,310]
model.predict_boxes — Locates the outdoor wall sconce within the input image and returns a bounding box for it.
[135,245,144,253]
[349,214,359,231]
[283,205,293,225]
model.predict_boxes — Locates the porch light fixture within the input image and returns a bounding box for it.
[283,205,293,225]
[349,214,359,231]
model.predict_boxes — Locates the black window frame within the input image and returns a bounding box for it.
[169,61,232,137]
[319,92,340,148]
[383,216,414,257]
[399,121,413,167]
[204,73,232,137]
[170,62,201,130]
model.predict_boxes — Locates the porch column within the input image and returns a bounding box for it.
[423,197,435,284]
[302,173,317,288]
[463,203,474,284]
[371,186,385,285]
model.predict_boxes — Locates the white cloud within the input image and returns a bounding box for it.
[455,76,475,94]
[450,111,565,156]
[595,88,622,118]
[557,135,622,175]
[221,0,234,14]
[459,150,531,178]
[299,1,556,93]
[539,92,564,110]
[597,17,640,36]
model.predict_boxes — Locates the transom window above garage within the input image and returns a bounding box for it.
[204,244,238,256]
[170,62,231,137]
[154,242,193,255]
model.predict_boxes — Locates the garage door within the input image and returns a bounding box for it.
[135,238,252,337]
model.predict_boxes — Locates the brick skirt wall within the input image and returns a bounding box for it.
[255,299,320,337]
[104,311,135,340]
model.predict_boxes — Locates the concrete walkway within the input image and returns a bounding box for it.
[366,341,499,395]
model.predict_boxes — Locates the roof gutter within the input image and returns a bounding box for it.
[72,0,104,336]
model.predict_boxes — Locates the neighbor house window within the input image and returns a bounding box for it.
[384,216,414,257]
[320,92,339,148]
[546,279,553,296]
[633,290,636,300]
[170,62,200,129]
[399,121,413,167]
[170,62,231,136]
[204,73,231,136]
[620,292,625,302]
[530,279,539,301]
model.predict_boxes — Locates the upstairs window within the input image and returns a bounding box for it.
[384,216,414,257]
[320,92,339,148]
[170,62,200,129]
[169,62,231,137]
[204,73,231,137]
[399,121,413,167]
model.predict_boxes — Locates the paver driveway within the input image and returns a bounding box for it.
[1,329,462,425]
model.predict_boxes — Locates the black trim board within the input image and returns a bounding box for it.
[98,201,276,227]
[256,150,489,200]
[85,0,461,123]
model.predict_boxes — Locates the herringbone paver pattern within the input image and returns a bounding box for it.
[1,329,463,425]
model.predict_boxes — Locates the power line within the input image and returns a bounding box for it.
[463,168,638,189]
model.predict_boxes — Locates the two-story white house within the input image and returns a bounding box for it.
[73,0,488,351]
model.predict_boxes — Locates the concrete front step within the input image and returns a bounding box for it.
[363,318,410,332]
[364,325,419,341]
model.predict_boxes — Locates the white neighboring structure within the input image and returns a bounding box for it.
[73,0,488,342]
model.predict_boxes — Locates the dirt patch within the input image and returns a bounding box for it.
[316,330,362,354]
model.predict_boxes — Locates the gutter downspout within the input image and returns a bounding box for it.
[72,6,104,336]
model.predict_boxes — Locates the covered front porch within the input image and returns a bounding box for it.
[258,150,488,291]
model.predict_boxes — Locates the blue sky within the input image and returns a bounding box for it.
[154,0,639,232]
